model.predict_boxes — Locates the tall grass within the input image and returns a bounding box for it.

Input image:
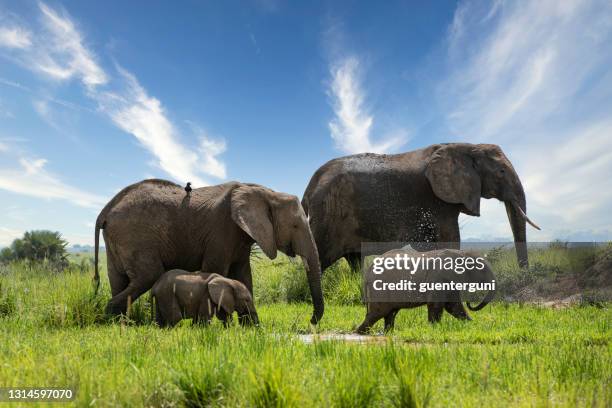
[253,254,362,305]
[0,250,609,406]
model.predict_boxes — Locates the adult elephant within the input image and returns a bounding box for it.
[302,143,540,271]
[94,179,324,324]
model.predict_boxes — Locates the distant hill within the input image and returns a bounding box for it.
[68,245,105,253]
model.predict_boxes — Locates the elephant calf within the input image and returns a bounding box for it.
[151,269,259,327]
[357,249,496,334]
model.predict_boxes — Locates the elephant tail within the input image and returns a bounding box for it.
[93,217,104,295]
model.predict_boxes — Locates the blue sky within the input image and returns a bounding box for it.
[1,0,611,246]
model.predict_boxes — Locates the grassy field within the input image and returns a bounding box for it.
[0,249,610,407]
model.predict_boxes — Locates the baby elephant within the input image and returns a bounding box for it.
[151,270,259,327]
[357,248,496,334]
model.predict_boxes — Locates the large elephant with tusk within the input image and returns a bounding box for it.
[302,143,540,271]
[94,179,324,324]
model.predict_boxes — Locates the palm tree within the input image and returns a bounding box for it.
[10,230,68,262]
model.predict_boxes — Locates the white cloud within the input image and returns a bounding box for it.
[32,99,55,126]
[0,77,30,91]
[35,3,107,87]
[0,156,106,208]
[199,135,227,179]
[20,157,47,174]
[0,26,31,49]
[98,67,227,185]
[328,56,407,154]
[0,227,23,247]
[444,0,612,241]
[0,2,227,187]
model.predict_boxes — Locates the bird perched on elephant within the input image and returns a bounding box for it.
[151,270,258,327]
[302,143,540,272]
[356,248,496,334]
[93,179,324,324]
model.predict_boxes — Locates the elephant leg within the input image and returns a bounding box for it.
[162,299,183,327]
[154,299,165,327]
[229,259,253,293]
[155,298,178,327]
[437,217,465,320]
[437,212,461,246]
[345,252,362,273]
[356,308,384,334]
[195,298,214,326]
[427,303,444,323]
[319,253,333,274]
[106,253,164,316]
[107,248,129,297]
[216,308,232,327]
[384,309,399,332]
[228,260,253,325]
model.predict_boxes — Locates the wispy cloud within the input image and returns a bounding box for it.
[0,155,106,208]
[0,26,31,49]
[98,67,227,185]
[35,3,107,87]
[0,99,14,118]
[0,77,30,91]
[445,0,612,241]
[32,99,59,130]
[0,2,227,186]
[0,227,23,247]
[328,56,407,154]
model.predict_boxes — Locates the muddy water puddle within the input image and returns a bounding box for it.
[297,333,391,344]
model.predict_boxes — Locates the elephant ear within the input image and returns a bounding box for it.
[231,185,278,259]
[208,278,236,315]
[425,145,481,216]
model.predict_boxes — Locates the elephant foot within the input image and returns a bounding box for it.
[105,301,127,316]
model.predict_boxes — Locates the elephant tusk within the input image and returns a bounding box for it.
[513,202,541,230]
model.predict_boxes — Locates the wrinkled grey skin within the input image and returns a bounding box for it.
[151,270,259,327]
[303,143,540,272]
[356,249,496,334]
[94,179,324,324]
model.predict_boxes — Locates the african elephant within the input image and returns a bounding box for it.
[302,143,540,272]
[356,248,496,333]
[93,179,324,324]
[151,270,259,327]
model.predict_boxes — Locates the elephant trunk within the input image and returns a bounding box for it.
[504,182,539,268]
[466,289,496,311]
[296,230,325,324]
[505,200,528,268]
[249,310,260,326]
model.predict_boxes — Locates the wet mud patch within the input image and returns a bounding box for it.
[297,333,391,344]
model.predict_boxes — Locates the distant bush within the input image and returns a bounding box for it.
[0,248,13,263]
[548,240,569,250]
[1,230,68,269]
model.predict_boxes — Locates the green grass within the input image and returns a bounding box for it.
[0,251,610,407]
